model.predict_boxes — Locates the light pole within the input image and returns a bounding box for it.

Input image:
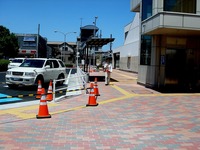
[76,40,80,73]
[93,16,98,66]
[54,31,76,61]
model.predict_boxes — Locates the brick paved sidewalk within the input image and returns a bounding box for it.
[0,69,200,149]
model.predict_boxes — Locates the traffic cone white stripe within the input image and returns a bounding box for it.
[36,80,42,99]
[46,80,53,101]
[40,102,47,105]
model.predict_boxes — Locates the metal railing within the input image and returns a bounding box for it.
[52,67,88,102]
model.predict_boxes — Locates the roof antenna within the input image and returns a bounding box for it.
[93,16,98,37]
[100,30,102,38]
[80,18,83,27]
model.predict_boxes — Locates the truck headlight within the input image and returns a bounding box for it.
[25,72,36,77]
[6,71,11,75]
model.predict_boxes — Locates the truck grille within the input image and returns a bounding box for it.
[12,72,24,76]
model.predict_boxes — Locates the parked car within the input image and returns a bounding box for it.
[7,58,26,69]
[6,58,67,88]
[9,58,14,62]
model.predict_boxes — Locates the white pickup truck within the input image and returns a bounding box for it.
[6,58,67,88]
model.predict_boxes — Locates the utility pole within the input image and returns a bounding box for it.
[93,16,98,65]
[36,24,40,58]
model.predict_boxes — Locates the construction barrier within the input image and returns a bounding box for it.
[52,66,88,102]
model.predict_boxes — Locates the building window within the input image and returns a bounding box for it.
[164,0,196,13]
[142,0,152,21]
[125,31,128,40]
[127,57,131,69]
[64,47,68,51]
[140,36,152,65]
[23,36,37,47]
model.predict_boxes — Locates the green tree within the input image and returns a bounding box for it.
[0,26,19,58]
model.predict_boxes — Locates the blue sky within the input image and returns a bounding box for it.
[0,0,135,50]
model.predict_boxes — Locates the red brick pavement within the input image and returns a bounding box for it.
[0,69,200,149]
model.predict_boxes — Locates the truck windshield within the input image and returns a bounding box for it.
[20,59,45,68]
[12,59,24,63]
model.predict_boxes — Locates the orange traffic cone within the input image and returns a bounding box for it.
[94,78,100,96]
[46,80,53,101]
[36,88,51,119]
[89,82,94,88]
[86,84,98,107]
[36,80,42,99]
[86,82,94,94]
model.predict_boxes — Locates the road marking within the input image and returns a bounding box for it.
[0,93,22,103]
[0,103,58,119]
[111,84,132,95]
[99,94,134,105]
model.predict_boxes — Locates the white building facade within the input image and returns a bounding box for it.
[115,0,200,91]
[113,13,140,73]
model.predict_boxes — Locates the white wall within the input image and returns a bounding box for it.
[113,13,140,72]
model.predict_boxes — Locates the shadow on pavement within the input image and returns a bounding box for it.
[89,76,118,82]
[151,85,200,93]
